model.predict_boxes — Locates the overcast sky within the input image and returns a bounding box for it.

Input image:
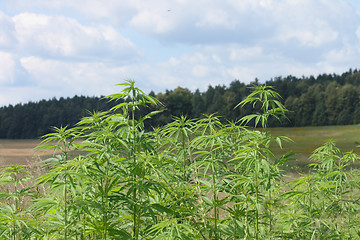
[1,0,360,106]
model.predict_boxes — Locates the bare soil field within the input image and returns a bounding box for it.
[0,139,46,166]
[1,124,360,169]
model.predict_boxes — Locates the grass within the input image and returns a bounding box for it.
[269,124,360,172]
[270,124,360,154]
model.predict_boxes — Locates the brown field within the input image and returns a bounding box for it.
[1,124,360,171]
[0,139,47,166]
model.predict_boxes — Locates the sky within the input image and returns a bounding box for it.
[0,0,360,106]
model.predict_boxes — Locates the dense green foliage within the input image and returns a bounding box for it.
[1,80,360,239]
[1,68,360,139]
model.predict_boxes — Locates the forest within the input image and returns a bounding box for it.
[1,68,360,139]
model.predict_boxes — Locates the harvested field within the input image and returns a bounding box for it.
[0,139,47,166]
[1,124,360,170]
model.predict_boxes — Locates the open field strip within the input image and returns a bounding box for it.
[269,125,360,155]
[269,124,360,172]
[0,139,43,166]
[1,124,360,168]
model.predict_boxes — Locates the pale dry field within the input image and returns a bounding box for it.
[1,124,360,169]
[0,139,47,166]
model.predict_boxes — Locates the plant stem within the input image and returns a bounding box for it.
[244,194,249,240]
[131,108,140,240]
[255,156,260,240]
[212,163,218,240]
[64,173,68,240]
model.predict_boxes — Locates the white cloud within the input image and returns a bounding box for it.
[12,13,140,61]
[273,0,356,45]
[0,51,16,84]
[356,25,360,40]
[0,11,17,49]
[227,66,256,82]
[192,65,210,78]
[129,49,261,92]
[0,0,360,107]
[229,46,263,62]
[195,9,236,29]
[277,21,339,47]
[130,10,175,34]
[7,0,357,47]
[20,56,121,92]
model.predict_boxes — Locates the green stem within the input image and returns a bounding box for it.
[253,150,260,240]
[14,173,18,240]
[255,172,259,240]
[64,155,69,239]
[103,167,108,240]
[268,181,272,234]
[244,194,249,240]
[131,108,140,240]
[211,153,219,240]
[64,173,68,240]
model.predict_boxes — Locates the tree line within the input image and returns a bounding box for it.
[0,96,118,139]
[1,68,360,139]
